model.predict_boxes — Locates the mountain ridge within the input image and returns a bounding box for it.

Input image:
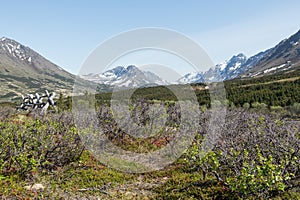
[81,65,168,89]
[241,29,300,78]
[178,29,300,83]
[0,37,94,102]
[1,28,300,102]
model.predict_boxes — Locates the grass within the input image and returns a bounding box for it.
[1,150,299,199]
[0,150,186,199]
[0,151,136,199]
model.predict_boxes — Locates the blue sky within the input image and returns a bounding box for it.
[1,0,300,74]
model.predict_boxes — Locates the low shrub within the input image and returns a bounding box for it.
[0,111,84,178]
[185,109,300,198]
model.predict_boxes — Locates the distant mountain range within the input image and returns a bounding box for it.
[178,30,300,83]
[178,49,273,83]
[177,53,250,83]
[1,29,300,101]
[81,65,168,89]
[81,53,267,86]
[83,29,300,85]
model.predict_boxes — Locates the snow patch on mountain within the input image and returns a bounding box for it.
[81,65,168,88]
[178,48,277,83]
[217,61,228,71]
[263,64,286,73]
[178,53,249,83]
[177,72,204,83]
[82,50,271,87]
[0,37,32,63]
[229,62,241,71]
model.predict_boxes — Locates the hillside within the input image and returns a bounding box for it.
[180,29,300,83]
[0,37,94,102]
[241,30,300,78]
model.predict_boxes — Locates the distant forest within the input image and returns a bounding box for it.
[225,68,300,107]
[94,68,300,109]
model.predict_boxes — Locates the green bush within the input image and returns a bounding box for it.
[270,105,283,112]
[290,102,300,115]
[252,102,267,109]
[184,109,300,198]
[243,102,250,109]
[0,112,84,178]
[226,147,295,197]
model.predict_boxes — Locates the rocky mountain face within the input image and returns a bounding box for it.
[177,72,205,84]
[179,29,300,83]
[208,53,248,81]
[241,30,300,78]
[81,65,168,89]
[178,53,251,83]
[0,37,92,102]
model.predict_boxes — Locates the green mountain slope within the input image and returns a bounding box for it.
[0,37,94,102]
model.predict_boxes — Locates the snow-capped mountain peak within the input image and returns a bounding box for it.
[82,30,300,86]
[82,51,269,87]
[177,52,263,83]
[219,53,247,80]
[177,72,204,83]
[216,60,228,71]
[0,37,32,63]
[81,65,168,89]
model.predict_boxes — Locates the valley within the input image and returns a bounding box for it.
[0,29,299,200]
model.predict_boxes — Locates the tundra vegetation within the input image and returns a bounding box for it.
[0,70,299,199]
